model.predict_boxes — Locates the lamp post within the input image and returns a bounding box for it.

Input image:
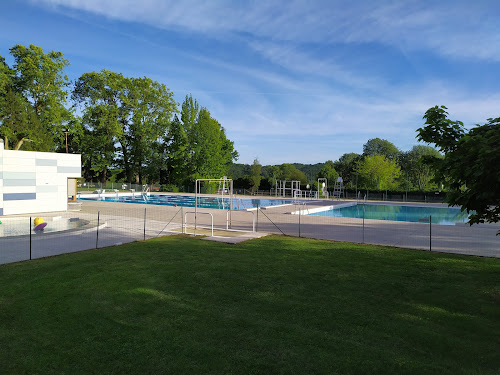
[62,128,68,153]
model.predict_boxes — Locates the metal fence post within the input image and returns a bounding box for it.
[299,205,301,238]
[362,207,365,243]
[429,215,432,251]
[29,217,32,260]
[143,207,147,241]
[96,211,100,249]
[256,204,259,232]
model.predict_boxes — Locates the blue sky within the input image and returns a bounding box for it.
[1,0,499,165]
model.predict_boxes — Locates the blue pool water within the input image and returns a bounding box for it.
[309,203,469,225]
[80,194,293,210]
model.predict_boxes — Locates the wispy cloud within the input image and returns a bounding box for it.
[20,0,500,164]
[248,41,386,92]
[34,0,500,61]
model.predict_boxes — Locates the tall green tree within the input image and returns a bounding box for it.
[189,107,238,179]
[356,155,401,190]
[166,95,238,185]
[363,138,400,160]
[0,55,12,97]
[178,95,200,182]
[0,88,50,150]
[399,145,442,190]
[417,105,500,229]
[316,160,339,185]
[123,76,176,184]
[72,70,126,182]
[227,163,251,180]
[73,70,176,184]
[262,165,281,188]
[334,152,361,188]
[10,44,71,150]
[278,164,307,183]
[249,158,262,192]
[164,115,189,185]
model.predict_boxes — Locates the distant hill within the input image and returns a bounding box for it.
[228,162,325,182]
[227,163,251,179]
[291,163,324,180]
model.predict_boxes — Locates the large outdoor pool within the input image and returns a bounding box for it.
[308,203,469,225]
[80,194,294,210]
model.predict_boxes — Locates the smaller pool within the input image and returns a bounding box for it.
[80,194,294,210]
[0,217,89,237]
[308,203,469,225]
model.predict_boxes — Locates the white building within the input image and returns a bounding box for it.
[0,139,81,216]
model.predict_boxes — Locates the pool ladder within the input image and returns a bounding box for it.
[142,184,150,202]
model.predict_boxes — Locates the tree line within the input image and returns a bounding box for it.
[235,108,500,231]
[231,138,443,193]
[0,44,237,186]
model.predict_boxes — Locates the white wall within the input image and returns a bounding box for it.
[0,140,81,216]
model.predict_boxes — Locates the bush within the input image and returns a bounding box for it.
[160,184,179,193]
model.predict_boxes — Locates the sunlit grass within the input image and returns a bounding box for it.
[0,235,498,374]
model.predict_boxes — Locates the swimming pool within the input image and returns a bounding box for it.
[308,203,469,225]
[79,194,294,210]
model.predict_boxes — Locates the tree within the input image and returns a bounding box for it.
[356,155,401,190]
[399,145,442,190]
[73,70,177,183]
[233,175,252,190]
[249,158,262,192]
[291,163,323,182]
[123,76,176,184]
[417,105,500,229]
[0,88,50,150]
[278,164,307,183]
[10,44,71,150]
[0,55,12,97]
[262,165,281,189]
[162,96,200,186]
[72,70,126,182]
[163,95,238,187]
[189,107,238,180]
[227,163,251,180]
[316,160,339,185]
[164,115,190,185]
[1,45,69,152]
[334,152,361,188]
[363,138,400,160]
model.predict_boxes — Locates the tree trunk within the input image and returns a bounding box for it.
[14,138,33,150]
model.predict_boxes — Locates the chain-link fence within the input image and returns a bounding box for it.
[77,181,197,194]
[0,203,187,265]
[1,196,498,265]
[79,180,447,203]
[252,201,499,257]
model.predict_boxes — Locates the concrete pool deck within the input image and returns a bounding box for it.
[0,196,498,264]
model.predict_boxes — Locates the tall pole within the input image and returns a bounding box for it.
[406,171,408,202]
[30,217,32,260]
[355,173,358,201]
[64,130,68,153]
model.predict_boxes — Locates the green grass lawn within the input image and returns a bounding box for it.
[0,235,499,374]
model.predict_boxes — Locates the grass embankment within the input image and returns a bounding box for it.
[0,235,499,374]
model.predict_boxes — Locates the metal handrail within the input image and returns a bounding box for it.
[227,210,255,232]
[184,211,213,236]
